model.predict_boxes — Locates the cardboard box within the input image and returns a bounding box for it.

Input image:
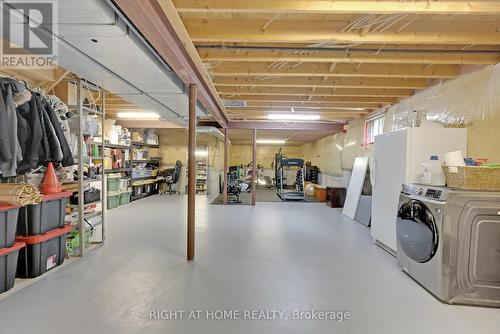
[132,131,144,143]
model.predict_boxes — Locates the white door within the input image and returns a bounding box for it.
[371,129,408,252]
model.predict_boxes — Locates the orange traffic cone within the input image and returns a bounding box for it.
[39,162,62,194]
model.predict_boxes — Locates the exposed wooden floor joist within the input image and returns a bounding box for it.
[173,1,500,15]
[208,62,459,79]
[198,48,500,65]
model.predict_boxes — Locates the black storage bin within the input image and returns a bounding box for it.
[70,188,101,205]
[16,225,73,278]
[144,183,153,194]
[17,192,71,236]
[132,185,143,197]
[0,205,20,249]
[0,242,25,294]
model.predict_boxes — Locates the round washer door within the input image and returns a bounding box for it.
[397,199,439,263]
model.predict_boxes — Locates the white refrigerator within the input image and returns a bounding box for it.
[371,127,467,253]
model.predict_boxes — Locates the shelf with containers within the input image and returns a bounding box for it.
[129,130,163,201]
[98,121,133,211]
[184,147,208,195]
[65,79,107,257]
[196,159,208,194]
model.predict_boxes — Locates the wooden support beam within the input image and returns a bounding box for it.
[209,62,458,79]
[251,129,257,206]
[182,18,500,45]
[187,84,197,262]
[217,86,413,97]
[198,48,500,65]
[223,128,229,205]
[229,121,344,131]
[174,1,500,15]
[227,109,366,118]
[241,101,383,109]
[222,95,397,104]
[212,76,428,89]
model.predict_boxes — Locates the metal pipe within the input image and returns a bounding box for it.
[187,84,197,261]
[196,44,500,55]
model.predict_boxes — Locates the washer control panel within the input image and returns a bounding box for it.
[402,184,448,201]
[425,189,443,200]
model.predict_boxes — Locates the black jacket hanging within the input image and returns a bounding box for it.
[16,98,43,173]
[42,97,74,166]
[0,79,23,177]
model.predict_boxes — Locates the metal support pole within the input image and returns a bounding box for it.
[101,90,106,243]
[251,129,257,206]
[223,128,229,205]
[77,80,84,257]
[187,84,197,261]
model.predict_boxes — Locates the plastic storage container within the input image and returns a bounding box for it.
[17,192,72,236]
[132,185,144,197]
[0,205,19,249]
[15,225,73,278]
[106,176,120,191]
[144,183,153,194]
[119,192,131,206]
[119,178,129,192]
[70,188,101,205]
[107,192,121,210]
[66,229,90,256]
[0,242,25,294]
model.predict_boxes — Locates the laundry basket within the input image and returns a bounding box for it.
[442,166,500,190]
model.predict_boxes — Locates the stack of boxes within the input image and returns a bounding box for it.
[132,129,158,145]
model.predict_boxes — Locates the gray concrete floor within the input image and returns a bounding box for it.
[0,195,499,333]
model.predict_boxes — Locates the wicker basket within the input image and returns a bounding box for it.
[442,166,500,190]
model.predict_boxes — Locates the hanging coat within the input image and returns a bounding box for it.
[0,78,24,177]
[16,97,43,173]
[42,97,74,166]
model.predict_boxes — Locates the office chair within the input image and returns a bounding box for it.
[160,160,181,195]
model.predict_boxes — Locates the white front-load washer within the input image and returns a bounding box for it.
[397,184,500,307]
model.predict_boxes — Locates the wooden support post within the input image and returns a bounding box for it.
[251,129,257,206]
[187,84,197,261]
[223,128,229,205]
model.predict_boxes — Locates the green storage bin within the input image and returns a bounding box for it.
[107,177,120,192]
[119,192,131,206]
[66,229,90,256]
[107,192,121,210]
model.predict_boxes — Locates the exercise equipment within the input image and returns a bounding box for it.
[160,160,181,195]
[225,171,250,204]
[276,157,305,201]
[305,183,316,197]
[305,162,319,184]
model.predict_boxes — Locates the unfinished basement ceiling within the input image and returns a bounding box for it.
[172,0,500,123]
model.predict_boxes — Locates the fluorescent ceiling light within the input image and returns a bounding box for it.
[195,150,208,157]
[267,114,320,121]
[117,112,160,119]
[256,139,286,145]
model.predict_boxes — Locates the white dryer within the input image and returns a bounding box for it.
[396,184,500,307]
